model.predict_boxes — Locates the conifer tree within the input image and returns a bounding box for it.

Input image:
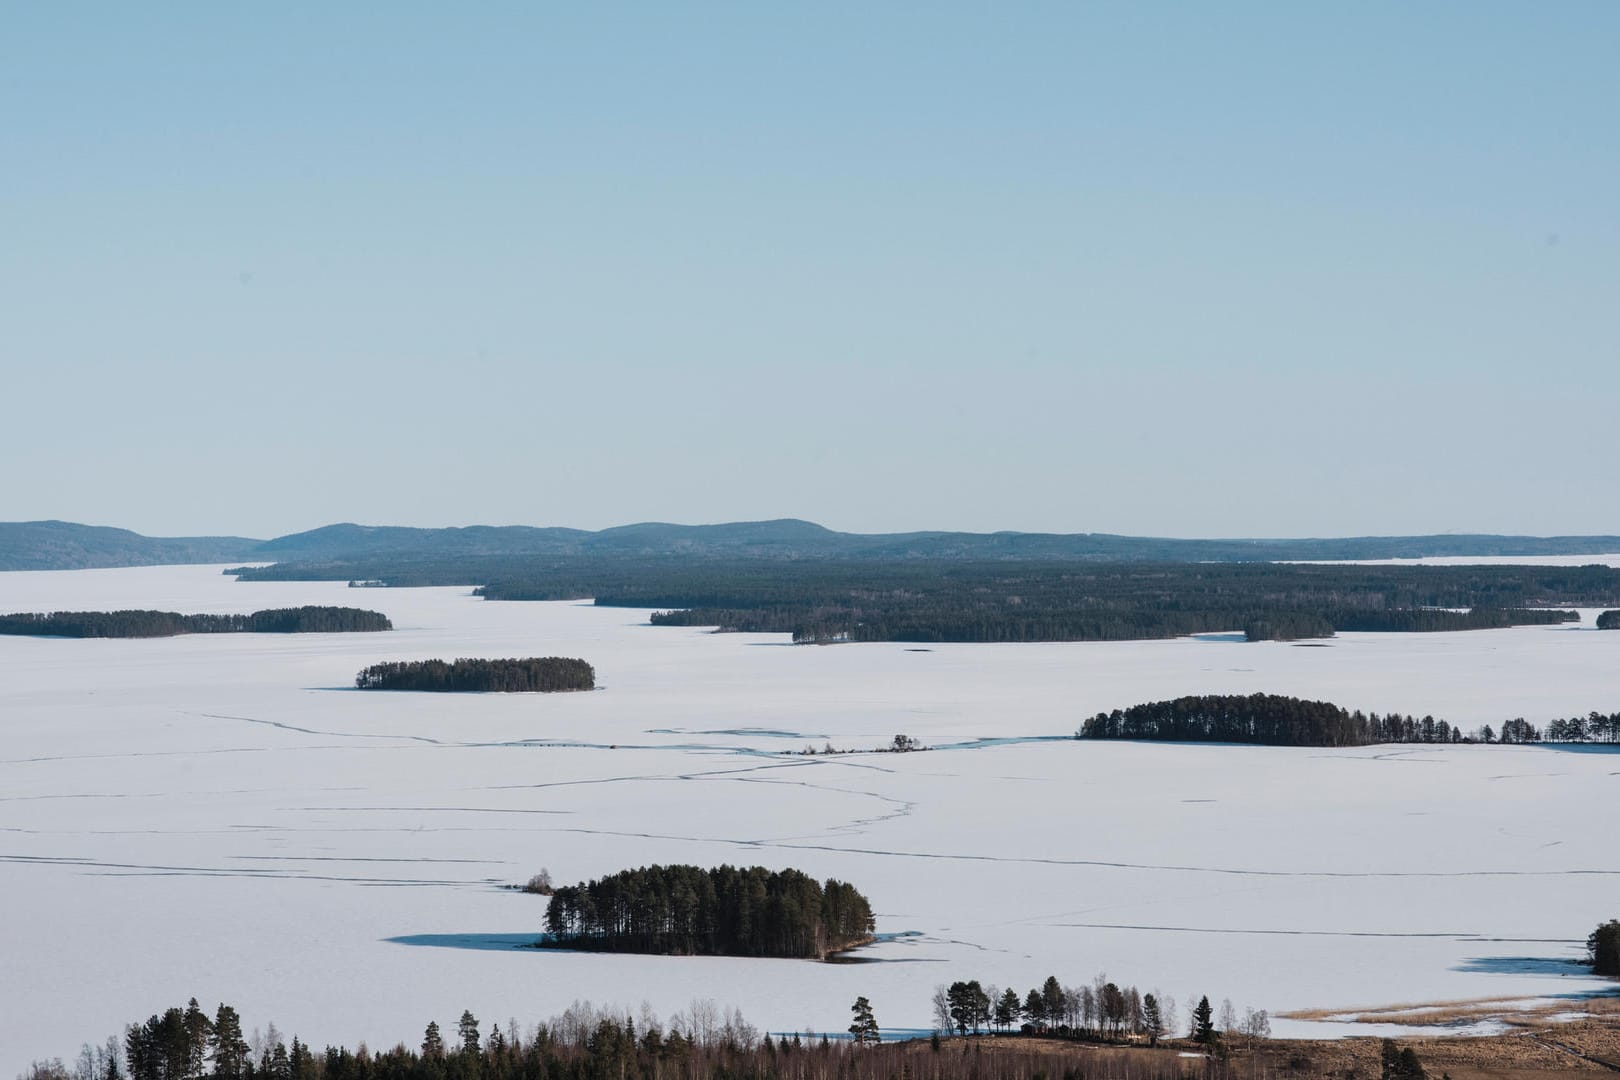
[458,1011,481,1055]
[1142,995,1164,1046]
[208,1005,248,1080]
[995,989,1022,1032]
[421,1021,445,1060]
[848,997,880,1045]
[1191,996,1216,1045]
[1022,989,1047,1031]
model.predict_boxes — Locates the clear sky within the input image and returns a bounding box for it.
[3,3,1616,540]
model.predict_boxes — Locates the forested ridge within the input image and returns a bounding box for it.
[542,865,874,959]
[355,658,594,692]
[0,607,391,638]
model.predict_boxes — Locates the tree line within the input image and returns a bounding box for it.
[1078,694,1462,748]
[0,607,392,638]
[1478,712,1620,745]
[354,658,594,693]
[229,555,1620,645]
[1078,694,1620,747]
[930,974,1271,1052]
[21,994,1308,1080]
[542,864,874,960]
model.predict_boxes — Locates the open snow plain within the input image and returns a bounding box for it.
[3,564,1619,1066]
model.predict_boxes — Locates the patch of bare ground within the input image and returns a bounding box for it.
[1282,995,1620,1031]
[1247,1005,1620,1080]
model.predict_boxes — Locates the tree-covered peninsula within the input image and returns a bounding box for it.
[354,657,595,692]
[542,864,875,959]
[0,606,391,638]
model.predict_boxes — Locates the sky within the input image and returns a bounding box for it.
[3,3,1617,540]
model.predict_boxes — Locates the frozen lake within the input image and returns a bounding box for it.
[3,563,1619,1068]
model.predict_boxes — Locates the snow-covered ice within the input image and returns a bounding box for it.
[2,564,1618,1068]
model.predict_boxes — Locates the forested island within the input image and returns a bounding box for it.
[355,657,595,692]
[0,607,391,638]
[1077,695,1620,746]
[542,864,874,959]
[1598,610,1620,630]
[1079,694,1463,747]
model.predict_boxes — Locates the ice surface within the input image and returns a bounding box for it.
[2,564,1618,1068]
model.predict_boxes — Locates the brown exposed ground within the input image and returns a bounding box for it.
[926,999,1620,1080]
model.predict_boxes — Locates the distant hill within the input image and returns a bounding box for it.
[0,521,261,571]
[250,519,1620,564]
[8,518,1620,572]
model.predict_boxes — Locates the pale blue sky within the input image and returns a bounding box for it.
[3,3,1616,539]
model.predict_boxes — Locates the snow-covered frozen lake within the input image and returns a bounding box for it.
[3,563,1619,1067]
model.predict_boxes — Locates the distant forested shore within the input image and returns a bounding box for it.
[1078,694,1620,747]
[542,864,874,959]
[219,556,1620,645]
[0,607,391,638]
[355,657,595,692]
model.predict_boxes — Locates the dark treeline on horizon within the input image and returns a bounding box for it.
[354,658,595,693]
[0,607,391,639]
[231,557,1620,645]
[543,865,874,959]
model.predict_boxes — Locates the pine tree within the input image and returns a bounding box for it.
[995,989,1022,1033]
[209,1005,249,1080]
[848,997,880,1045]
[458,1011,481,1055]
[182,999,211,1080]
[422,1021,445,1060]
[1191,996,1217,1045]
[1041,976,1066,1028]
[1023,989,1047,1031]
[1142,994,1164,1046]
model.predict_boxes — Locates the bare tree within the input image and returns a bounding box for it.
[932,986,954,1035]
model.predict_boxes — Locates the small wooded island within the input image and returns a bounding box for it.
[542,864,875,959]
[0,606,391,638]
[355,657,595,692]
[1079,693,1451,747]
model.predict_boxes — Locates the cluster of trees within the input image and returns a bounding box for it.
[1078,694,1465,748]
[542,865,874,960]
[931,976,1268,1049]
[1078,695,1620,747]
[1591,920,1620,976]
[1536,713,1620,743]
[27,995,1279,1080]
[354,658,594,693]
[1597,611,1620,630]
[0,607,391,638]
[232,554,1620,645]
[1475,713,1620,744]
